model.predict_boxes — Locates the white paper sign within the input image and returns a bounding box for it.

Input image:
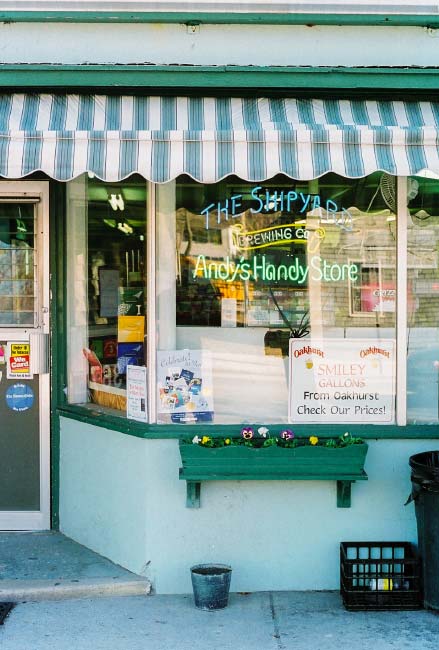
[221,298,237,328]
[126,365,148,422]
[289,338,395,424]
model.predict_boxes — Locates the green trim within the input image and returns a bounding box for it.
[49,181,67,530]
[1,11,439,27]
[1,65,439,93]
[57,405,439,440]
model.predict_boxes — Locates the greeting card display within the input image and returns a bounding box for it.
[157,350,214,424]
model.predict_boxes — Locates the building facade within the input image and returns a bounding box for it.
[1,2,439,593]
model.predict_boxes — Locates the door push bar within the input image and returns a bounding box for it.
[29,332,50,375]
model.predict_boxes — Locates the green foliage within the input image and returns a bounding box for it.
[186,430,363,449]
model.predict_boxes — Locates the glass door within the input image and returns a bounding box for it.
[0,181,50,530]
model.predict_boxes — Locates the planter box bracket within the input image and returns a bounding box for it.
[186,481,201,508]
[180,471,368,509]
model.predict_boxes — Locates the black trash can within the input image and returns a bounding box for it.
[190,564,232,610]
[409,450,439,610]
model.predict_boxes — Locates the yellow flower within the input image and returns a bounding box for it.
[225,438,231,445]
[309,436,319,446]
[201,436,211,445]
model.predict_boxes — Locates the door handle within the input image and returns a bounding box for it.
[29,332,50,375]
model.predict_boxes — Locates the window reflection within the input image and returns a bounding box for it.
[0,203,35,326]
[66,175,147,412]
[407,175,439,423]
[157,172,397,424]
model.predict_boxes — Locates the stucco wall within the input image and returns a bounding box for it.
[59,418,150,576]
[0,23,438,67]
[59,416,437,594]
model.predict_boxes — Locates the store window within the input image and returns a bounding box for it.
[65,175,147,416]
[64,172,403,426]
[407,174,439,424]
[156,173,397,425]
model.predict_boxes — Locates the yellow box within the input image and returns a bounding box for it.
[117,315,145,342]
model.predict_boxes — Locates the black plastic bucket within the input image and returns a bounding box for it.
[190,564,232,610]
[409,451,439,610]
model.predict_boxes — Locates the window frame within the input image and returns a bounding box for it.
[56,175,439,439]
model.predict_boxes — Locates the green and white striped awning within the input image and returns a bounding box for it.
[1,94,438,182]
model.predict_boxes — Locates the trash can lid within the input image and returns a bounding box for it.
[409,450,439,483]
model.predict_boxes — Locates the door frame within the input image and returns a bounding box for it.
[0,181,51,530]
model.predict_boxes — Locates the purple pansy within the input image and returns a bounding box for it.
[241,426,254,440]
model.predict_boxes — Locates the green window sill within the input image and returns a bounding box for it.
[57,405,439,440]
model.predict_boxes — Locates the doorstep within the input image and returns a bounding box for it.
[0,531,151,602]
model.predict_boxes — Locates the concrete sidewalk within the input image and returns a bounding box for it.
[0,532,150,601]
[1,591,439,650]
[0,533,438,650]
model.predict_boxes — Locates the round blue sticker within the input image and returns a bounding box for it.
[6,383,34,412]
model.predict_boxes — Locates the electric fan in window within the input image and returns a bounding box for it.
[379,172,419,212]
[379,173,397,212]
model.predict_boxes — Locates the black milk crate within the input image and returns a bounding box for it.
[340,542,422,611]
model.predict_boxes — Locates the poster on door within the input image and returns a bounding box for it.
[6,342,32,380]
[289,338,395,424]
[157,350,214,423]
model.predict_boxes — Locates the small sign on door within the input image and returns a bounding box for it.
[6,342,33,380]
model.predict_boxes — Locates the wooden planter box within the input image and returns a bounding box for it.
[179,441,368,509]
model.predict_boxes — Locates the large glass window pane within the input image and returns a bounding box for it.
[0,202,36,326]
[66,175,147,416]
[407,174,439,424]
[156,173,397,425]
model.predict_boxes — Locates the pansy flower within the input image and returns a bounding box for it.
[258,426,269,438]
[241,426,254,440]
[280,429,294,440]
[309,436,319,446]
[192,435,201,444]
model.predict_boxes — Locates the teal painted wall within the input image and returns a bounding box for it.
[59,416,437,594]
[59,419,149,577]
[1,22,438,67]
